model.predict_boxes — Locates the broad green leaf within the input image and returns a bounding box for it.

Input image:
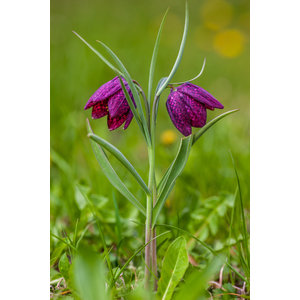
[72,247,109,300]
[87,119,145,215]
[155,1,189,97]
[170,57,206,85]
[153,135,193,226]
[193,109,239,145]
[58,252,70,280]
[88,132,150,195]
[156,223,247,283]
[157,236,189,300]
[148,8,169,101]
[74,184,90,210]
[97,42,151,145]
[174,255,225,300]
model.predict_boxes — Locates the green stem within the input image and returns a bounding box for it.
[144,192,152,288]
[145,146,155,288]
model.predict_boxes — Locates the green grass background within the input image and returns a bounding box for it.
[50,0,249,296]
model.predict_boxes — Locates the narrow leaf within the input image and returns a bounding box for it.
[88,132,150,196]
[152,77,168,125]
[97,41,151,145]
[170,57,206,85]
[87,119,145,215]
[193,109,239,145]
[230,152,250,273]
[155,1,189,97]
[153,135,193,226]
[156,223,216,255]
[148,8,169,101]
[157,164,172,195]
[157,236,189,300]
[73,31,123,75]
[118,76,144,134]
[73,31,148,142]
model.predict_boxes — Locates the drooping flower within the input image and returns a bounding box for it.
[166,83,224,136]
[84,77,135,130]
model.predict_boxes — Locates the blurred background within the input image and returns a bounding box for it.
[51,0,249,265]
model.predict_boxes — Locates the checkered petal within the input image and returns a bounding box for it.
[84,76,128,110]
[107,111,129,130]
[166,91,191,136]
[107,88,132,118]
[183,95,207,127]
[91,99,109,119]
[177,83,224,110]
[123,111,133,130]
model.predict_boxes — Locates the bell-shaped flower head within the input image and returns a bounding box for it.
[84,76,135,130]
[166,83,224,136]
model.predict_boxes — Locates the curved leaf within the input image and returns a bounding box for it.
[193,109,239,145]
[72,31,122,75]
[97,41,151,145]
[87,119,145,215]
[155,1,189,97]
[157,236,189,300]
[148,8,169,101]
[153,135,193,226]
[88,132,150,195]
[170,57,206,85]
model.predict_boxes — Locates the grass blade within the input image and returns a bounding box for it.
[88,132,150,195]
[112,190,122,245]
[148,8,169,101]
[156,223,216,254]
[87,119,145,215]
[193,109,239,145]
[111,231,170,287]
[155,1,189,97]
[230,152,250,274]
[75,184,114,278]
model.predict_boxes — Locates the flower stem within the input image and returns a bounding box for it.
[144,192,152,288]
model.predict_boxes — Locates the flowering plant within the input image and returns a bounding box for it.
[74,1,238,293]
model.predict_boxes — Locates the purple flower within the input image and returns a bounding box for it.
[84,77,135,130]
[166,83,224,136]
